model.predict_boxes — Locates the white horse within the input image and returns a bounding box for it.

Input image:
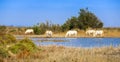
[25,29,34,34]
[86,30,95,36]
[65,30,77,37]
[93,30,103,37]
[45,30,53,37]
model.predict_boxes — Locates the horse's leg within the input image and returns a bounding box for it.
[75,33,77,37]
[65,33,68,37]
[93,33,96,37]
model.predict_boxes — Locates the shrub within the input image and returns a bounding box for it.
[9,43,26,54]
[0,34,38,58]
[9,38,37,54]
[33,26,41,35]
[4,34,16,43]
[0,34,16,45]
[0,26,6,35]
[0,47,9,58]
[33,25,46,35]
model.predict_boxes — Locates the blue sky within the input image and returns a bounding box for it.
[0,0,120,27]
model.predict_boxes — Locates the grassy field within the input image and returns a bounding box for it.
[4,46,120,62]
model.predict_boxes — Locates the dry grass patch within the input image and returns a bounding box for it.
[6,46,120,62]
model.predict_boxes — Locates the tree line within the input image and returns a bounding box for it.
[33,21,62,34]
[0,8,103,35]
[33,8,103,34]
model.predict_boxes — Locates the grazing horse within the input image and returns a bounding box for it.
[45,30,53,37]
[65,30,77,37]
[25,29,34,34]
[86,30,95,36]
[93,30,103,37]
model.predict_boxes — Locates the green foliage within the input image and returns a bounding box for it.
[0,8,104,34]
[0,34,17,58]
[51,24,62,33]
[0,25,6,35]
[9,43,26,54]
[33,25,41,35]
[33,22,47,35]
[10,29,16,32]
[62,8,104,31]
[0,34,38,58]
[9,38,37,54]
[39,23,46,34]
[33,21,62,34]
[62,17,78,31]
[0,34,16,45]
[0,47,9,58]
[61,24,67,32]
[78,8,103,29]
[4,34,16,43]
[19,38,36,50]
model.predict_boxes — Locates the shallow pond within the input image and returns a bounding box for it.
[30,37,120,48]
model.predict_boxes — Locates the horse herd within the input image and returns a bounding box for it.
[25,29,104,37]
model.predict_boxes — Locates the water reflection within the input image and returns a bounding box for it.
[30,38,120,48]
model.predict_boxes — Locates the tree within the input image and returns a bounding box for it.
[61,8,103,31]
[33,22,47,35]
[33,25,41,35]
[78,8,103,30]
[62,16,78,31]
[51,24,62,33]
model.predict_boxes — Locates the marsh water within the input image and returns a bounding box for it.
[29,37,120,48]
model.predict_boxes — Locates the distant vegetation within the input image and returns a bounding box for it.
[0,25,27,35]
[32,8,103,34]
[33,21,62,34]
[0,25,7,35]
[1,8,120,35]
[62,8,103,31]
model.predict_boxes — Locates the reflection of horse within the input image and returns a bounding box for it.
[45,30,53,37]
[65,30,77,37]
[86,30,95,36]
[25,29,34,34]
[93,30,103,37]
